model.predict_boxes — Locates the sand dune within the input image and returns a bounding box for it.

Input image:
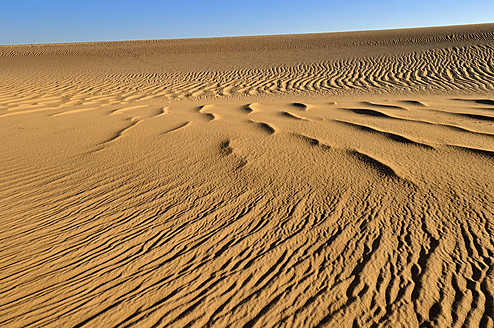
[0,24,493,328]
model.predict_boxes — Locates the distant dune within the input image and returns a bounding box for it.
[0,24,493,328]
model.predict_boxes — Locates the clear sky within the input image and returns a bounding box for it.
[0,0,493,45]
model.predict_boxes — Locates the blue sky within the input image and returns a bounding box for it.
[0,0,493,45]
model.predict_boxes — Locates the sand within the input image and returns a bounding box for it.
[0,24,493,327]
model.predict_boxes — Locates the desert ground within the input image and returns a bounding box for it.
[0,24,493,327]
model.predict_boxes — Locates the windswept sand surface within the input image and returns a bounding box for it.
[1,24,494,327]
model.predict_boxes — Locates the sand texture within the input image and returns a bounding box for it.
[1,24,494,327]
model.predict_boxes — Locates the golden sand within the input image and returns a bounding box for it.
[1,24,493,327]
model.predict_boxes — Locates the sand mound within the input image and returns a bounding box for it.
[0,24,493,328]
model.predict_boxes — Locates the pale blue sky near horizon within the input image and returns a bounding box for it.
[0,0,493,45]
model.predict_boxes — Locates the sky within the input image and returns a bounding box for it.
[0,0,493,45]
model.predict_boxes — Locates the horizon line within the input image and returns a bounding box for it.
[2,21,493,47]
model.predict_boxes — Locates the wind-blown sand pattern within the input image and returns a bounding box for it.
[1,24,493,328]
